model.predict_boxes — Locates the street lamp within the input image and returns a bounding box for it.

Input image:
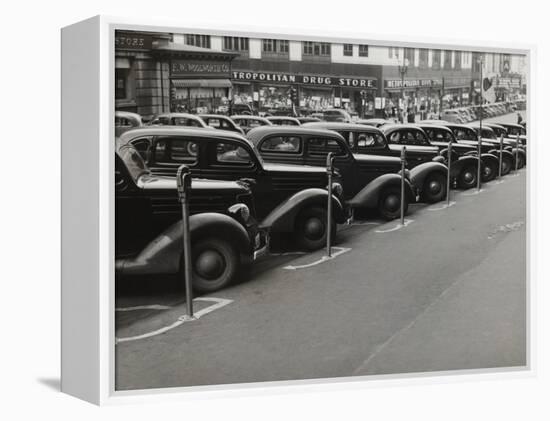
[398,57,409,123]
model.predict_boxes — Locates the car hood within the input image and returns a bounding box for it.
[388,144,439,154]
[430,141,476,151]
[352,153,401,165]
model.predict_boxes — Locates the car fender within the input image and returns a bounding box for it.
[259,188,346,233]
[449,155,479,178]
[115,213,251,277]
[347,173,415,208]
[510,148,526,163]
[409,161,448,189]
[480,153,499,168]
[490,149,515,162]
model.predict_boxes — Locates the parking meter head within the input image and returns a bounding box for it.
[176,165,191,200]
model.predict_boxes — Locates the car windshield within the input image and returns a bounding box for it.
[118,144,149,182]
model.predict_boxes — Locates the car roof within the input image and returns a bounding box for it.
[416,124,453,133]
[115,111,142,119]
[246,125,346,146]
[153,112,203,119]
[499,122,523,129]
[484,123,506,129]
[302,121,382,133]
[231,115,271,122]
[379,123,426,133]
[118,126,252,147]
[266,116,300,121]
[198,114,232,119]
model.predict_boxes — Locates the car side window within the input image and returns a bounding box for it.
[206,118,221,128]
[307,137,345,157]
[249,119,264,128]
[355,131,385,148]
[214,142,254,166]
[153,137,198,164]
[260,136,301,154]
[414,130,430,145]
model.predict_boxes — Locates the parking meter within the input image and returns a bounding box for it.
[326,152,335,258]
[177,165,194,318]
[400,147,406,225]
[447,141,452,205]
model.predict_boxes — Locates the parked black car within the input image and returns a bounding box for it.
[439,123,517,175]
[484,123,527,151]
[378,123,482,191]
[498,123,527,145]
[198,114,245,135]
[230,115,273,134]
[266,116,301,126]
[115,139,262,293]
[302,122,449,202]
[418,124,500,182]
[120,126,347,251]
[246,126,416,219]
[468,124,526,169]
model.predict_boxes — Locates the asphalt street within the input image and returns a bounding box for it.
[115,113,527,391]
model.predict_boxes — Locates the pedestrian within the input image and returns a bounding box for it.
[407,105,416,123]
[517,112,523,125]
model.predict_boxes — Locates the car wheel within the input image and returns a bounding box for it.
[516,154,525,169]
[378,186,408,220]
[501,156,512,175]
[420,172,446,203]
[185,237,239,293]
[481,160,498,182]
[294,206,335,251]
[457,165,477,189]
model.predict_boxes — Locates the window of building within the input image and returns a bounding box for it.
[303,41,331,56]
[262,39,289,54]
[404,48,415,65]
[358,44,369,57]
[432,50,441,70]
[388,47,400,59]
[454,51,462,69]
[419,49,428,68]
[115,68,128,99]
[444,50,452,69]
[343,44,353,56]
[185,34,211,48]
[223,36,249,51]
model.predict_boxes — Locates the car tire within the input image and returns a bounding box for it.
[516,154,525,169]
[501,156,512,176]
[185,237,239,293]
[457,165,478,189]
[420,172,446,203]
[378,186,408,220]
[294,206,335,251]
[481,160,498,182]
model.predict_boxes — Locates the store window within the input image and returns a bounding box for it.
[303,41,331,56]
[358,44,369,57]
[432,50,441,70]
[454,51,462,69]
[343,44,353,56]
[223,36,249,52]
[185,34,211,48]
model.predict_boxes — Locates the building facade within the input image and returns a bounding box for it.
[115,31,527,118]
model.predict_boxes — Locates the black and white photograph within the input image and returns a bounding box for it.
[114,28,527,391]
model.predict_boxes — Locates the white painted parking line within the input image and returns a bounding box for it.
[283,247,351,270]
[116,304,173,312]
[347,221,382,226]
[269,251,307,257]
[115,297,233,344]
[462,189,484,196]
[427,201,456,212]
[375,219,414,233]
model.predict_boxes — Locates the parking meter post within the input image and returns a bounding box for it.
[477,134,482,191]
[446,142,452,206]
[515,134,520,171]
[499,134,504,178]
[400,147,406,226]
[326,152,334,258]
[177,165,194,319]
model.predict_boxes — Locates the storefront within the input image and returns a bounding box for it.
[155,44,237,114]
[230,70,377,116]
[441,77,472,107]
[383,78,442,118]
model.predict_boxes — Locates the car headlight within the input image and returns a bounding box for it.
[331,182,344,197]
[228,203,251,224]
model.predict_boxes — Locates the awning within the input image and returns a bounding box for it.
[171,79,232,88]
